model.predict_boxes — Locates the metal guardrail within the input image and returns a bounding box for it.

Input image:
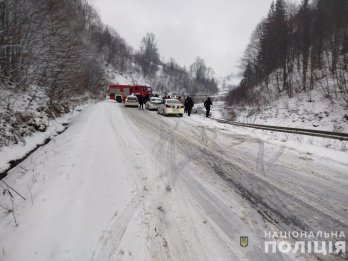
[210,117,348,141]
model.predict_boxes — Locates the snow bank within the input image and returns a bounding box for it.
[0,104,90,174]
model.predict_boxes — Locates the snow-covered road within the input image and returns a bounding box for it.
[1,101,347,260]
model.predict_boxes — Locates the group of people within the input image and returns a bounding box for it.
[138,94,213,118]
[184,96,194,116]
[184,96,213,118]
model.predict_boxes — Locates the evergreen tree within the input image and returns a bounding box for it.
[297,0,311,91]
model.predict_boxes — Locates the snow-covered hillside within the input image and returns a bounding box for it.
[219,88,348,133]
[0,85,92,165]
[1,87,58,147]
[105,66,148,87]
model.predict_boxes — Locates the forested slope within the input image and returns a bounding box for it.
[224,0,348,132]
[228,0,348,105]
[0,0,218,147]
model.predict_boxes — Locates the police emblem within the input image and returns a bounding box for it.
[240,236,249,248]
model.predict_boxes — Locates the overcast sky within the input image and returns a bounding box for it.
[91,0,301,78]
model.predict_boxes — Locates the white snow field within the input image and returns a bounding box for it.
[0,100,347,261]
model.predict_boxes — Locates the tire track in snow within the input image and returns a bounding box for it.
[144,116,204,260]
[256,141,285,176]
[128,113,251,259]
[105,107,198,260]
[127,112,220,260]
[91,108,157,260]
[184,125,314,234]
[165,124,273,260]
[91,195,142,261]
[118,110,185,260]
[144,114,348,254]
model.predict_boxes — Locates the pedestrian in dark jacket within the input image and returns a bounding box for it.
[138,96,144,110]
[204,97,213,117]
[184,97,188,113]
[185,96,194,116]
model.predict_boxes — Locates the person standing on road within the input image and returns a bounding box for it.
[184,97,189,114]
[138,96,144,110]
[204,97,213,117]
[186,96,194,116]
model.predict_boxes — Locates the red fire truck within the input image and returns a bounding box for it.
[107,84,153,103]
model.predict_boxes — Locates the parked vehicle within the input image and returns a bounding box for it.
[146,97,163,110]
[107,85,131,102]
[157,99,184,117]
[124,95,139,107]
[107,84,152,103]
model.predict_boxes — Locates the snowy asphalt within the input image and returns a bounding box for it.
[0,101,347,260]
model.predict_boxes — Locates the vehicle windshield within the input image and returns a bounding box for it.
[166,99,181,104]
[127,97,137,100]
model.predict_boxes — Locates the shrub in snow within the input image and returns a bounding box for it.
[37,124,47,132]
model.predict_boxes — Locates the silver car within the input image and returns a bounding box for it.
[146,97,163,110]
[124,95,139,107]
